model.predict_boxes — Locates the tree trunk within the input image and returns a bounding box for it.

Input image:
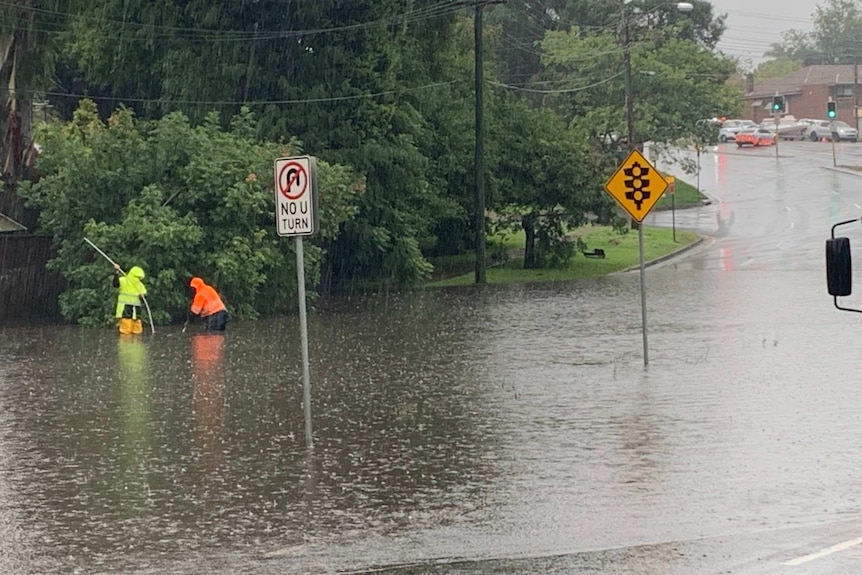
[522,213,538,269]
[1,30,36,188]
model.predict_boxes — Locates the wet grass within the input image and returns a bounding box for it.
[654,178,707,210]
[427,225,700,287]
[426,178,704,287]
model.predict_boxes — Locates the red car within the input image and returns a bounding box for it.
[736,128,776,147]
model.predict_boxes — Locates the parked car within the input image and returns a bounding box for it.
[800,119,834,141]
[832,121,858,142]
[800,119,859,142]
[717,119,758,142]
[736,127,776,147]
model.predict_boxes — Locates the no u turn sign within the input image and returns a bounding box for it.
[275,156,319,237]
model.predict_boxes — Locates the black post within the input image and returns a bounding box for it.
[622,0,634,153]
[855,61,859,132]
[474,2,487,284]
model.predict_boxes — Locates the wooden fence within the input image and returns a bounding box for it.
[0,235,64,320]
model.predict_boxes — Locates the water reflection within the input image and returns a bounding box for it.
[191,334,225,504]
[116,336,152,513]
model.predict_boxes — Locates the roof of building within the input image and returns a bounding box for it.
[746,65,859,99]
[0,212,27,233]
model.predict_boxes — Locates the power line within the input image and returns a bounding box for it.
[490,71,624,94]
[20,80,465,107]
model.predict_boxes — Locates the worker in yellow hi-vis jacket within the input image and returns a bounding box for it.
[112,263,147,335]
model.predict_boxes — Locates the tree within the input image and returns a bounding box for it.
[812,0,862,63]
[0,0,65,186]
[18,101,363,325]
[766,0,862,65]
[538,25,742,147]
[754,58,804,82]
[486,96,605,268]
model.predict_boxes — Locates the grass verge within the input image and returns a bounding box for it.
[654,178,705,210]
[427,225,699,287]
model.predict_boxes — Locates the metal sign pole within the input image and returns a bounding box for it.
[774,111,780,158]
[275,155,319,450]
[638,223,649,366]
[602,149,667,368]
[295,236,313,449]
[832,132,837,167]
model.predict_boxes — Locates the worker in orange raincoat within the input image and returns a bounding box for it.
[113,264,147,335]
[189,277,230,331]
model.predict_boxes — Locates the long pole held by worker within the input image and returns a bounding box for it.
[84,237,155,335]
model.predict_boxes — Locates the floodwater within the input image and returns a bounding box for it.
[2,141,862,574]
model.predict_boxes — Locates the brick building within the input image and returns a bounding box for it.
[743,65,861,127]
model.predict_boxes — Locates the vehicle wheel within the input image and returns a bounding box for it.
[719,134,727,143]
[832,132,840,141]
[851,139,858,143]
[810,131,819,141]
[736,142,743,147]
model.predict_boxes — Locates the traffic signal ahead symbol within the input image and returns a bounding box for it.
[603,149,668,222]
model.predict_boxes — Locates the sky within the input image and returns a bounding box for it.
[708,0,819,67]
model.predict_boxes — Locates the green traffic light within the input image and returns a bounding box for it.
[828,102,837,118]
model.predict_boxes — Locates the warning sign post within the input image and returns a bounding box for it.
[275,156,319,237]
[602,148,670,367]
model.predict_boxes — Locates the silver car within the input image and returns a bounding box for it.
[801,119,858,142]
[832,121,858,142]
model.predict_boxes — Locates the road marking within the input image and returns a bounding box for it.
[782,536,862,566]
[855,203,862,210]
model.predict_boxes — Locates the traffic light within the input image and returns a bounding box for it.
[827,101,837,119]
[771,95,785,113]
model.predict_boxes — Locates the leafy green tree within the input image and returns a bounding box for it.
[754,58,804,82]
[766,0,862,65]
[18,101,362,325]
[538,26,741,147]
[1,0,66,185]
[485,95,610,268]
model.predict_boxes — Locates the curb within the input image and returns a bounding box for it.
[614,236,707,274]
[823,165,862,177]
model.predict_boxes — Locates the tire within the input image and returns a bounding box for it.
[719,134,728,143]
[810,131,819,141]
[827,237,852,296]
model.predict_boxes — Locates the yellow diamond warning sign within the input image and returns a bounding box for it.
[603,149,668,222]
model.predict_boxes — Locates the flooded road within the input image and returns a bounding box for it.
[4,141,862,574]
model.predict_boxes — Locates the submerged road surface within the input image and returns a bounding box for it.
[2,141,862,574]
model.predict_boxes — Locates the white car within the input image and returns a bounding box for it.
[718,119,758,142]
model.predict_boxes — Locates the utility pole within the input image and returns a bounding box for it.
[472,0,504,284]
[474,1,487,284]
[622,0,635,155]
[854,60,859,132]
